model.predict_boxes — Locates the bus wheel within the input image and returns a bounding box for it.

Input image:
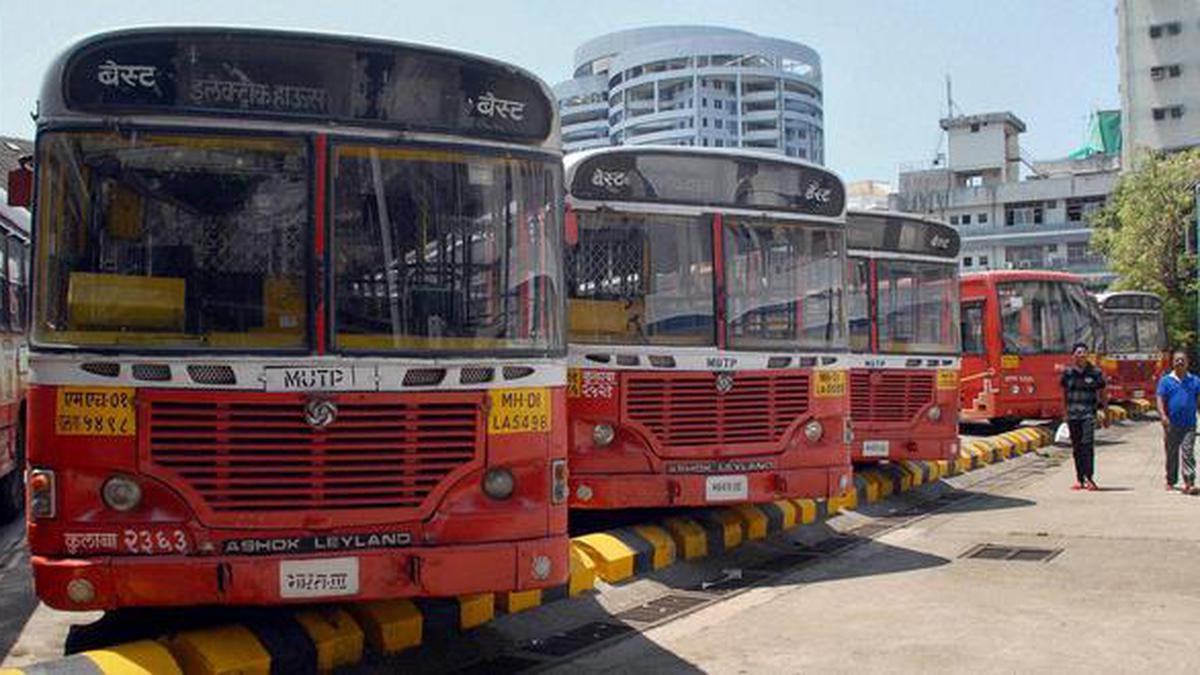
[0,424,24,524]
[0,468,20,524]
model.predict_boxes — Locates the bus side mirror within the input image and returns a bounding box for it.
[564,207,578,247]
[7,159,32,208]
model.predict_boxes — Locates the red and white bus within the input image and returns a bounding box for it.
[1095,291,1167,402]
[959,270,1103,426]
[14,28,569,610]
[0,190,29,523]
[845,211,960,462]
[563,147,852,509]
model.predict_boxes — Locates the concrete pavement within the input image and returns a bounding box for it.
[550,421,1200,674]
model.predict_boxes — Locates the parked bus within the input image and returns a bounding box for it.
[563,147,852,509]
[845,211,960,462]
[0,190,29,523]
[959,270,1103,426]
[1095,291,1167,402]
[13,27,569,610]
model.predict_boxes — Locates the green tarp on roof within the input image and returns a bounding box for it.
[1069,110,1122,159]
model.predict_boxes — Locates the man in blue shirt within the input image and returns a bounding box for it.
[1156,351,1200,493]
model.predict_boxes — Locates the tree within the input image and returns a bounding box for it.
[1091,148,1200,347]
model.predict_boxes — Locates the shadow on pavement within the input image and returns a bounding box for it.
[0,519,38,664]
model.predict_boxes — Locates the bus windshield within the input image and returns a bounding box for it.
[998,280,1101,355]
[566,212,714,346]
[724,219,845,351]
[332,145,562,354]
[1104,312,1165,354]
[876,260,959,355]
[35,131,310,350]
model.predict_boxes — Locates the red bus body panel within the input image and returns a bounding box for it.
[26,384,569,610]
[567,366,851,509]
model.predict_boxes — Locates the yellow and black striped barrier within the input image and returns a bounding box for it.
[1,423,1080,675]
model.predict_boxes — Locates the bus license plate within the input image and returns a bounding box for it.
[862,440,890,458]
[265,367,354,391]
[705,475,748,502]
[279,557,359,599]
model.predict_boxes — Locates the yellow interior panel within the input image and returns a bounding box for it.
[67,272,185,331]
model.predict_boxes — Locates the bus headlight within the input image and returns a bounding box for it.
[1010,385,1021,395]
[592,423,615,447]
[29,469,56,519]
[927,405,943,422]
[804,419,824,443]
[101,475,142,512]
[482,468,515,500]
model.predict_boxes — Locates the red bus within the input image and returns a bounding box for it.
[0,191,29,523]
[14,28,569,610]
[563,147,852,509]
[1095,291,1167,402]
[845,211,960,462]
[959,271,1103,425]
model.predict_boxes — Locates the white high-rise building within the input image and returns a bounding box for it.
[555,26,824,162]
[1118,0,1200,166]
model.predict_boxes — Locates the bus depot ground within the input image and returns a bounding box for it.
[2,411,1199,673]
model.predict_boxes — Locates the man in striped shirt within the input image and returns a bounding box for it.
[1060,342,1106,491]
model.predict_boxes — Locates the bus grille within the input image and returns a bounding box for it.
[146,394,482,516]
[1116,360,1155,385]
[850,371,935,422]
[624,372,810,450]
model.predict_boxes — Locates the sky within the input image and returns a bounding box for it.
[0,0,1118,183]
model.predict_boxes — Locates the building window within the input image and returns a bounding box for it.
[978,213,988,224]
[1152,64,1183,80]
[970,123,980,133]
[714,81,723,90]
[702,138,708,147]
[1153,105,1185,121]
[1006,245,1045,267]
[965,175,984,187]
[1150,21,1182,38]
[963,256,973,268]
[702,97,708,107]
[714,99,723,109]
[961,214,972,225]
[1067,242,1090,263]
[702,117,709,127]
[715,119,723,129]
[715,139,723,147]
[978,255,988,267]
[1005,203,1044,226]
[949,215,960,225]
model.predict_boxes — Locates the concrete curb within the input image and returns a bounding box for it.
[2,423,1081,674]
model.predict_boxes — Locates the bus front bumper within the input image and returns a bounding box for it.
[569,466,850,509]
[32,535,569,611]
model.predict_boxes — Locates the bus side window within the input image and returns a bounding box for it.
[0,234,9,333]
[961,301,984,354]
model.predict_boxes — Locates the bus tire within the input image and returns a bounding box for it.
[0,422,24,524]
[989,417,1021,433]
[0,467,20,524]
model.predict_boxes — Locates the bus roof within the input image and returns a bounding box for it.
[846,209,959,259]
[37,26,558,147]
[960,269,1087,285]
[564,146,845,220]
[1095,291,1162,311]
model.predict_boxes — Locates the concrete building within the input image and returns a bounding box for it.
[554,26,824,161]
[1118,0,1200,166]
[846,180,893,210]
[891,112,1118,288]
